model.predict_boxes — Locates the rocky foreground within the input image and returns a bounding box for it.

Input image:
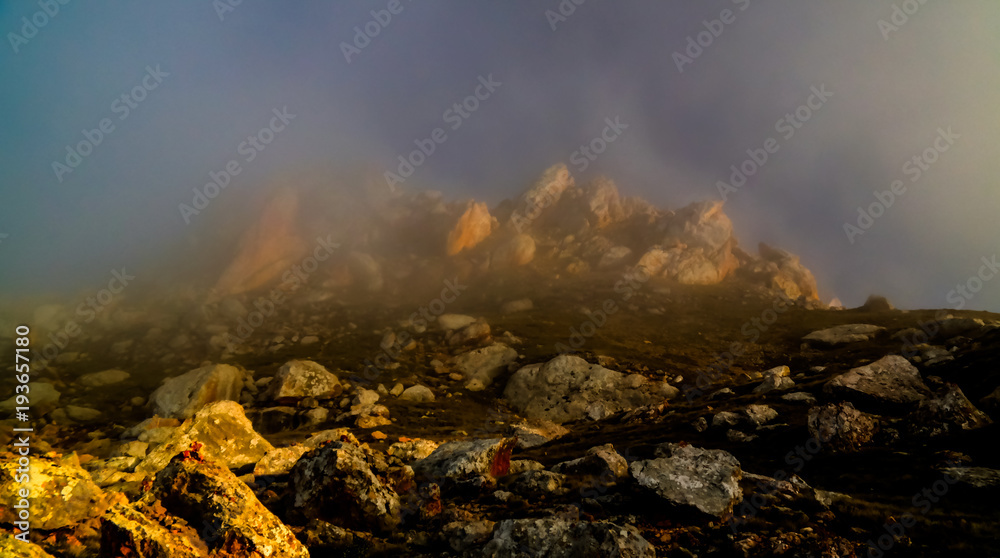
[1,166,998,557]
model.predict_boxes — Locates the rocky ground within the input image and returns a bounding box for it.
[1,165,998,557]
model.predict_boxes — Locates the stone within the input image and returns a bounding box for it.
[492,234,536,268]
[907,384,992,437]
[753,374,795,394]
[211,187,306,296]
[597,245,633,269]
[453,343,518,392]
[510,420,570,448]
[630,443,743,517]
[755,242,820,300]
[303,428,360,448]
[0,452,108,530]
[254,445,311,476]
[65,405,103,423]
[149,363,246,420]
[79,368,130,387]
[507,470,567,497]
[743,404,779,427]
[824,355,932,406]
[447,201,495,255]
[264,359,342,403]
[398,385,435,403]
[136,401,273,473]
[152,450,309,557]
[807,402,881,453]
[412,438,516,481]
[511,163,573,229]
[444,520,497,553]
[353,388,380,407]
[584,176,626,229]
[482,517,655,558]
[551,444,628,479]
[449,320,491,346]
[500,298,533,314]
[803,324,885,346]
[100,501,207,558]
[781,392,818,405]
[390,383,405,397]
[860,294,894,312]
[291,441,401,533]
[388,439,440,463]
[438,314,477,331]
[503,355,676,424]
[0,382,60,416]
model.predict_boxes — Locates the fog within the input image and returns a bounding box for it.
[2,1,999,312]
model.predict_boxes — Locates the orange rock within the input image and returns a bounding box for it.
[446,201,495,255]
[212,188,306,297]
[371,431,387,441]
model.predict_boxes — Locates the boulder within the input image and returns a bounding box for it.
[482,517,655,558]
[136,400,273,472]
[291,441,401,533]
[823,355,932,406]
[152,450,309,557]
[500,298,533,314]
[438,314,478,331]
[149,363,246,419]
[0,452,108,530]
[510,163,573,230]
[264,359,342,403]
[100,502,207,558]
[908,384,992,437]
[503,355,676,424]
[254,445,312,476]
[584,176,626,229]
[447,201,495,255]
[630,443,743,517]
[0,383,60,416]
[551,444,628,479]
[493,234,536,268]
[453,343,518,391]
[807,402,881,453]
[398,385,435,403]
[756,242,820,300]
[803,324,884,347]
[79,368,130,388]
[412,438,516,481]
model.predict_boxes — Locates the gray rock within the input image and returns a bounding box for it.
[444,520,497,553]
[438,313,477,331]
[291,441,400,533]
[449,320,491,346]
[803,324,885,346]
[630,443,743,517]
[453,343,518,391]
[807,402,881,453]
[781,392,818,405]
[908,384,992,437]
[149,363,246,419]
[412,438,516,480]
[65,405,103,423]
[551,443,628,479]
[753,374,795,394]
[0,382,60,416]
[743,404,779,427]
[79,368,130,387]
[824,355,932,406]
[482,517,655,558]
[264,359,342,403]
[398,384,435,403]
[503,355,676,424]
[507,470,568,497]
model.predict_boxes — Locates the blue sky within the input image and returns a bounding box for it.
[2,1,999,310]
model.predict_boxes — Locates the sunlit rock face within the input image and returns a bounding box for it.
[212,187,305,297]
[446,201,496,255]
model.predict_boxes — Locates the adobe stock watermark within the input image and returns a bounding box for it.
[878,0,934,41]
[843,126,958,244]
[716,84,833,201]
[178,106,296,224]
[212,0,246,22]
[340,0,414,63]
[51,65,170,183]
[544,0,591,31]
[383,74,502,192]
[226,235,340,345]
[7,0,72,54]
[570,116,629,172]
[672,0,752,73]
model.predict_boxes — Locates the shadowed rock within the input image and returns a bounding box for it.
[630,443,743,517]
